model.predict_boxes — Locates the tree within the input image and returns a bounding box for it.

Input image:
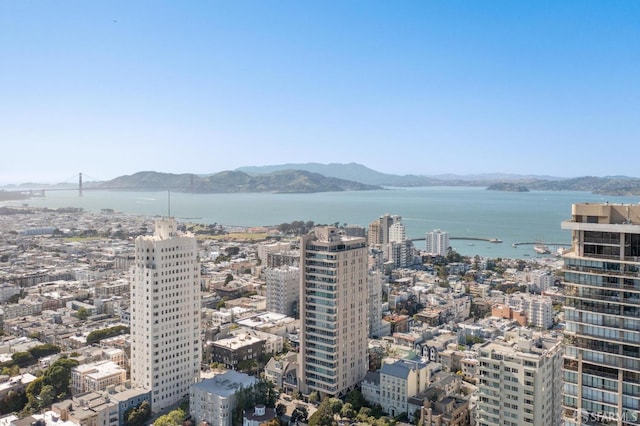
[308,391,320,404]
[225,246,240,256]
[154,408,186,426]
[340,402,356,419]
[277,223,291,234]
[0,390,27,415]
[356,407,371,422]
[232,378,277,425]
[262,419,280,426]
[327,398,342,414]
[369,404,384,418]
[237,359,257,373]
[76,306,90,320]
[12,351,35,368]
[308,398,337,426]
[86,325,129,344]
[225,273,234,284]
[345,390,367,412]
[290,407,308,424]
[413,408,422,424]
[125,400,151,426]
[1,364,20,377]
[43,358,79,398]
[258,352,274,365]
[394,412,409,423]
[29,344,61,360]
[38,385,55,408]
[26,377,44,399]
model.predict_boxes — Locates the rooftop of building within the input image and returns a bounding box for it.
[192,370,257,397]
[363,370,380,386]
[243,405,276,422]
[73,360,125,377]
[479,329,562,358]
[381,359,429,379]
[211,333,264,349]
[0,373,38,393]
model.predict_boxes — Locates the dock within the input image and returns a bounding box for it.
[411,236,502,243]
[512,242,570,247]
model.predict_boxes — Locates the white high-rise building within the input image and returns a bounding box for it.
[506,294,554,329]
[368,270,384,338]
[266,266,300,317]
[299,227,369,397]
[389,222,406,243]
[130,218,202,413]
[425,229,450,256]
[477,329,562,426]
[533,272,555,292]
[368,214,401,246]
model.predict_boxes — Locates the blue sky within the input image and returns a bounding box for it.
[1,1,639,184]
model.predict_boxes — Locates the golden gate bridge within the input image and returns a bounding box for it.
[9,172,200,197]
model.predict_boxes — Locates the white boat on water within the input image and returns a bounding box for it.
[534,242,550,254]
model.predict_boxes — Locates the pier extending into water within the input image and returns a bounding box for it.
[411,236,503,243]
[512,242,570,247]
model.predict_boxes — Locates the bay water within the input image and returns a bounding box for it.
[9,187,639,259]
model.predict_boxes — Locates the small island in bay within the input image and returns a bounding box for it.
[486,182,530,192]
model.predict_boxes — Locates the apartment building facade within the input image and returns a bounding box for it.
[299,227,369,397]
[562,203,640,425]
[130,218,202,412]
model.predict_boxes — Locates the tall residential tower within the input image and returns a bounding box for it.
[425,229,450,256]
[130,218,202,412]
[299,227,369,397]
[561,203,640,425]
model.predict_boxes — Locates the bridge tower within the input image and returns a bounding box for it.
[79,173,83,197]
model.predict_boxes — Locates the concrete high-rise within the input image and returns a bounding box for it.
[389,221,406,244]
[367,270,384,338]
[477,329,562,426]
[299,227,369,397]
[130,218,202,412]
[266,265,300,317]
[425,229,450,256]
[561,203,640,425]
[388,221,413,268]
[368,214,401,246]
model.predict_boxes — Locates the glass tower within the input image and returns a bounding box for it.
[562,203,640,426]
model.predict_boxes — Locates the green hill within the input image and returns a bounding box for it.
[94,170,380,193]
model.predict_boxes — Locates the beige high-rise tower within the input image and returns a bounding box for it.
[299,227,369,397]
[130,218,202,413]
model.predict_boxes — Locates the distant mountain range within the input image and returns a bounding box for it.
[237,163,573,187]
[237,163,640,195]
[236,162,443,186]
[3,163,640,196]
[527,176,640,196]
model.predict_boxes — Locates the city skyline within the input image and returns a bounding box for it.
[2,1,639,184]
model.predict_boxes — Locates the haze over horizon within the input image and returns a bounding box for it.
[2,1,639,185]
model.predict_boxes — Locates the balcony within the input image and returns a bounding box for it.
[564,264,640,279]
[563,359,579,372]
